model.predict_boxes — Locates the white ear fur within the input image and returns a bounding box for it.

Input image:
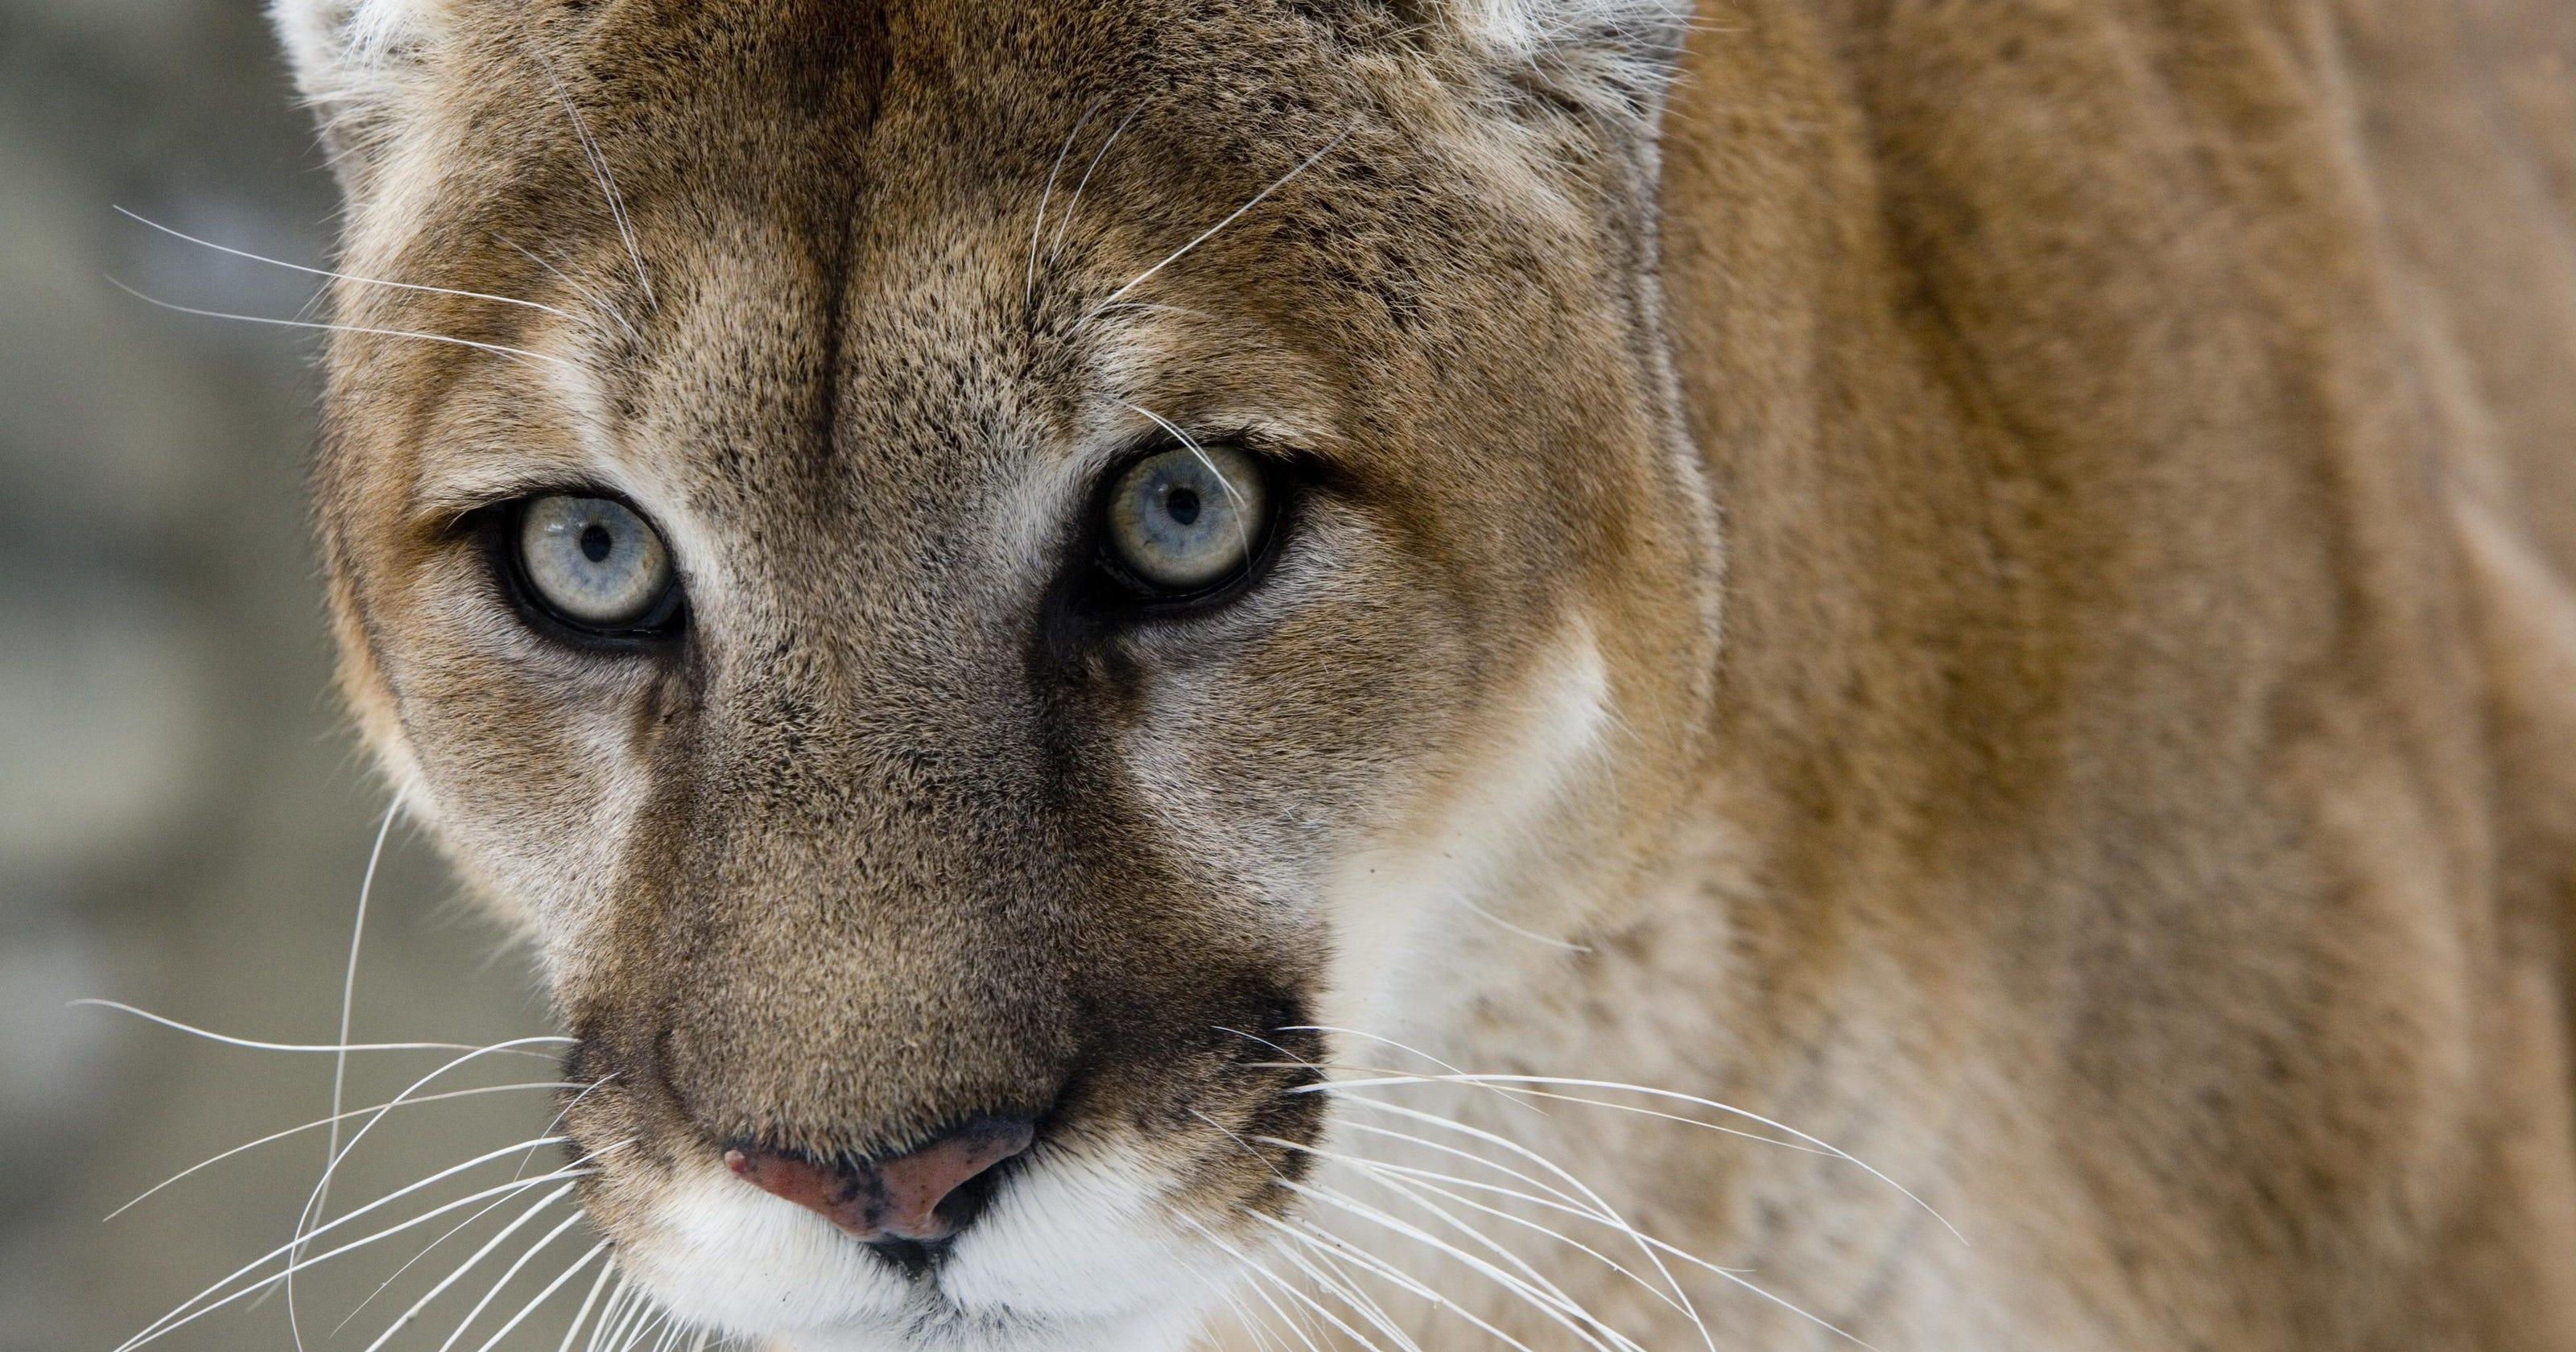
[1439,0,1693,117]
[271,0,452,128]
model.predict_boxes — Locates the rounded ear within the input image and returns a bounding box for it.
[270,0,455,188]
[1428,0,1694,125]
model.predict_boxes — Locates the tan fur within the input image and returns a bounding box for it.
[275,0,2576,1347]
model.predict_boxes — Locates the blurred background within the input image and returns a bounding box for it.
[2,4,569,1350]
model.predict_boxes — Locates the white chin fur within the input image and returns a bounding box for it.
[623,1152,1220,1352]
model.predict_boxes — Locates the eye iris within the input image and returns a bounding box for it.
[1104,443,1268,594]
[515,494,679,633]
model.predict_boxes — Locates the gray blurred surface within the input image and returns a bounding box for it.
[2,5,568,1350]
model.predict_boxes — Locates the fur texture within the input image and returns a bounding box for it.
[272,0,2576,1348]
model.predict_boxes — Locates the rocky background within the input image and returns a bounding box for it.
[2,5,576,1350]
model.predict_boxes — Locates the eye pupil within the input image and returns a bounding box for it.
[1163,486,1201,526]
[580,524,615,563]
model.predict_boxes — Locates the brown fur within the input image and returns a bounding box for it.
[276,0,2576,1346]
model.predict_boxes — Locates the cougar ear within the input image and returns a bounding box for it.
[270,0,456,188]
[1424,0,1693,125]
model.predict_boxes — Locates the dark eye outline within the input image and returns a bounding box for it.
[481,491,688,649]
[1080,436,1293,614]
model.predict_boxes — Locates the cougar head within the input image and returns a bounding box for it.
[276,0,1717,1346]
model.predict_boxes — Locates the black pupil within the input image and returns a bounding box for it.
[580,523,615,563]
[1164,486,1202,527]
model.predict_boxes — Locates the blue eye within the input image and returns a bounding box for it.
[514,495,681,633]
[1102,444,1269,593]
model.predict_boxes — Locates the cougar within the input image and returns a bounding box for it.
[242,0,2576,1347]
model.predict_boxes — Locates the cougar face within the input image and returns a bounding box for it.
[279,1,1716,1346]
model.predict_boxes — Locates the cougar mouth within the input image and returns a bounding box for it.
[557,1014,1330,1351]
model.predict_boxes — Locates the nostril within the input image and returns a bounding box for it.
[725,1115,1038,1247]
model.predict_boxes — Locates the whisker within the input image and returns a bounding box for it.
[1180,1219,1328,1352]
[1029,97,1105,310]
[116,208,574,318]
[1047,101,1146,264]
[500,237,645,346]
[522,1076,620,1180]
[1223,1030,1538,1121]
[1272,1180,1644,1352]
[294,1034,590,1319]
[554,1257,621,1352]
[105,281,579,370]
[522,35,654,306]
[448,1224,601,1352]
[586,1278,651,1352]
[1178,1213,1393,1352]
[294,796,404,1352]
[126,1136,615,1347]
[1251,1214,1429,1352]
[1302,1073,1962,1242]
[71,999,570,1057]
[1257,1211,1565,1352]
[358,1182,579,1352]
[109,1081,578,1222]
[443,1205,597,1349]
[1077,130,1350,330]
[1250,1056,1827,1151]
[1322,1099,1715,1352]
[1262,1134,1698,1321]
[116,1163,597,1352]
[334,1184,532,1336]
[1351,1158,1879,1348]
[1450,892,1595,951]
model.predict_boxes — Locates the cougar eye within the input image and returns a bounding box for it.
[1100,443,1270,595]
[511,494,682,635]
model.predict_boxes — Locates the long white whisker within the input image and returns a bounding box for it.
[357,1182,577,1352]
[331,1072,609,1331]
[115,1163,594,1352]
[427,1207,587,1352]
[71,1000,570,1057]
[1048,101,1146,265]
[1324,1098,1716,1352]
[116,208,573,318]
[555,1257,621,1352]
[501,237,644,345]
[587,1278,649,1352]
[522,1076,618,1179]
[1274,1179,1645,1352]
[294,796,402,1352]
[1265,1135,1697,1321]
[1179,1214,1393,1352]
[451,1210,600,1349]
[1304,1074,1962,1242]
[522,37,653,306]
[1261,1210,1576,1352]
[1179,1216,1328,1352]
[335,1185,530,1336]
[122,1136,601,1346]
[1251,1057,1826,1152]
[1252,1214,1428,1352]
[1224,1028,1539,1122]
[1349,1155,1874,1345]
[109,1082,577,1222]
[1078,131,1348,328]
[1028,98,1104,309]
[294,1033,584,1325]
[107,281,578,369]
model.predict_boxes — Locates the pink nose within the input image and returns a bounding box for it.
[724,1118,1037,1243]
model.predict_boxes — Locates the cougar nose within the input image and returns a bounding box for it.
[724,1117,1037,1245]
